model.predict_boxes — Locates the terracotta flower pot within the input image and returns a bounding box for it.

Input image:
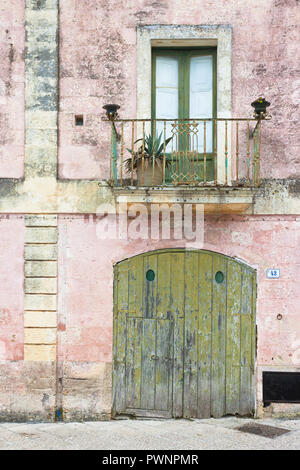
[136,159,163,186]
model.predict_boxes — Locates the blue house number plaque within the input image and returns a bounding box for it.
[266,269,280,279]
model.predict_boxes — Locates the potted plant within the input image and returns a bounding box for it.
[124,132,173,186]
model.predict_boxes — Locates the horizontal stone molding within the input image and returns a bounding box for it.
[25,215,58,227]
[0,179,299,214]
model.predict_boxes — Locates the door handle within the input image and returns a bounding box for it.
[151,355,173,362]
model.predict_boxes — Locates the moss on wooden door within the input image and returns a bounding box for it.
[113,249,256,418]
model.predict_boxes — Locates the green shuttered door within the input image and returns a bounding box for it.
[113,250,256,418]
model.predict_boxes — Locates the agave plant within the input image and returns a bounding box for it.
[124,132,173,173]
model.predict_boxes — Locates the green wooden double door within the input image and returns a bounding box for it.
[113,250,256,418]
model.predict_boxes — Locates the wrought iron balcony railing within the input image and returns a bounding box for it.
[104,114,269,189]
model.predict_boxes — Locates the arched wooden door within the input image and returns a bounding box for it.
[113,249,256,418]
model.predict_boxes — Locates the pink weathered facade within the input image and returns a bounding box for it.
[0,0,299,421]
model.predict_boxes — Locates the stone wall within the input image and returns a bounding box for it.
[0,215,24,361]
[58,0,300,179]
[57,214,300,417]
[0,0,25,177]
[0,0,299,421]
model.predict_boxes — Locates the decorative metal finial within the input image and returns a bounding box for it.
[103,104,120,121]
[251,97,271,119]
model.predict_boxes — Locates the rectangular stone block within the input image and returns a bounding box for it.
[24,327,56,344]
[26,5,58,18]
[25,277,57,294]
[26,129,57,148]
[25,244,57,260]
[25,227,57,243]
[25,215,57,227]
[25,260,57,277]
[25,45,58,80]
[24,147,58,178]
[25,77,58,112]
[26,21,57,45]
[27,0,58,11]
[24,311,57,327]
[24,344,56,361]
[24,147,58,168]
[25,111,57,130]
[24,294,56,311]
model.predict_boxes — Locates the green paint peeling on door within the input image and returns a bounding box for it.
[112,249,256,419]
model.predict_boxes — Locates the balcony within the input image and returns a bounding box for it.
[103,101,271,213]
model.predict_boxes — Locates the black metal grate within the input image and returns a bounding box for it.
[237,423,290,439]
[263,371,300,406]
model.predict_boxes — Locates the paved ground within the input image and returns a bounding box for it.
[0,416,299,450]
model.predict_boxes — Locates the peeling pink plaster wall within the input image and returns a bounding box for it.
[0,1,25,178]
[58,0,300,180]
[0,215,24,360]
[58,215,300,368]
